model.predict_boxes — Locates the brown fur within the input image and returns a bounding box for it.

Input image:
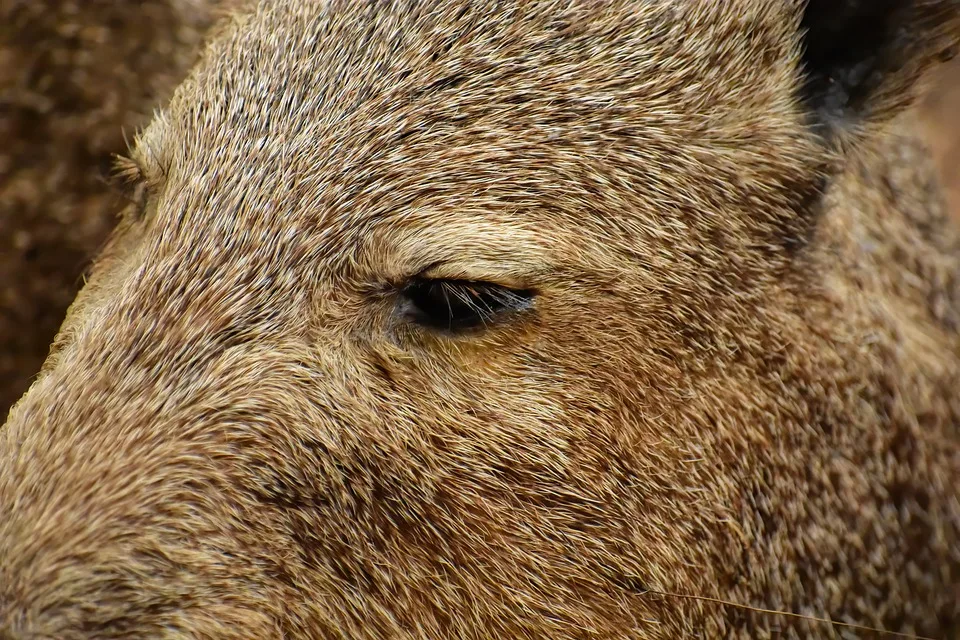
[0,0,217,417]
[2,1,960,638]
[919,55,960,218]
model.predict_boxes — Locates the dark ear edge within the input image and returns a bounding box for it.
[799,0,960,138]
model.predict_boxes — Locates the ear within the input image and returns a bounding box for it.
[799,0,960,139]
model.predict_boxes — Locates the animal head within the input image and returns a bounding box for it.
[2,1,958,638]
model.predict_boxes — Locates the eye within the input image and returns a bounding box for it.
[400,278,535,333]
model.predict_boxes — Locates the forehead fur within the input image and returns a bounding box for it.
[133,0,818,279]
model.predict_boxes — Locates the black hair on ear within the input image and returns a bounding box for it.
[799,0,959,137]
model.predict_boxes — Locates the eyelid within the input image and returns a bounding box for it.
[412,261,541,292]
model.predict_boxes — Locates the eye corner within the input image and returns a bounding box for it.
[398,277,536,334]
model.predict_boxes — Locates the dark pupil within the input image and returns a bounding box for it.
[404,280,532,331]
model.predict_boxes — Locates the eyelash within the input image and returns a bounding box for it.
[400,278,535,333]
[109,154,149,219]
